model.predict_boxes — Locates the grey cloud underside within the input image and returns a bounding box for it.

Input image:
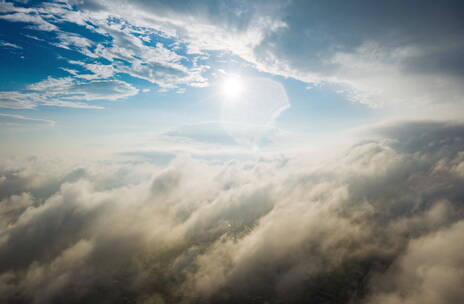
[258,0,464,108]
[262,1,464,70]
[1,120,464,303]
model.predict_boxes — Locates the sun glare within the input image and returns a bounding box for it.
[221,75,243,99]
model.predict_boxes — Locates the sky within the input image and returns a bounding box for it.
[1,0,463,158]
[1,1,464,303]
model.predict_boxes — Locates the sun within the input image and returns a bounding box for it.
[221,75,244,99]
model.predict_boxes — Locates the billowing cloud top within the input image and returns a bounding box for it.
[1,121,464,303]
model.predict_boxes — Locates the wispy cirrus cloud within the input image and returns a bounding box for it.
[0,113,55,126]
[0,77,138,109]
[0,40,22,49]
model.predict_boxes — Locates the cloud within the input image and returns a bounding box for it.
[0,1,211,92]
[13,0,461,118]
[86,20,209,89]
[5,0,463,114]
[0,11,57,31]
[164,122,239,146]
[52,32,96,58]
[28,77,139,101]
[72,0,464,116]
[163,121,288,150]
[0,77,138,109]
[249,1,464,113]
[1,120,464,303]
[0,40,22,49]
[366,219,464,304]
[1,1,464,302]
[0,113,55,126]
[77,0,287,56]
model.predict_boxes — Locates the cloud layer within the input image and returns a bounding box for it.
[1,120,464,303]
[2,0,462,116]
[72,0,464,114]
[0,0,209,109]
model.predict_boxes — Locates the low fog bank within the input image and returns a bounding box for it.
[1,120,464,304]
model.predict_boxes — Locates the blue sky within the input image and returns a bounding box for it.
[0,0,384,158]
[1,0,463,159]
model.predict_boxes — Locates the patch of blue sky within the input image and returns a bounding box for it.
[0,22,60,89]
[277,78,379,134]
[0,0,380,147]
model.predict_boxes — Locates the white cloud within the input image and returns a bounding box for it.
[0,41,22,49]
[67,61,114,80]
[29,77,139,101]
[367,219,464,304]
[86,21,210,89]
[69,0,464,118]
[325,41,464,113]
[0,113,55,126]
[0,77,138,109]
[52,32,97,58]
[0,91,42,109]
[1,120,464,303]
[0,1,212,92]
[4,0,463,116]
[0,12,57,31]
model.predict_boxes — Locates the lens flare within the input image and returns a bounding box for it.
[221,75,243,99]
